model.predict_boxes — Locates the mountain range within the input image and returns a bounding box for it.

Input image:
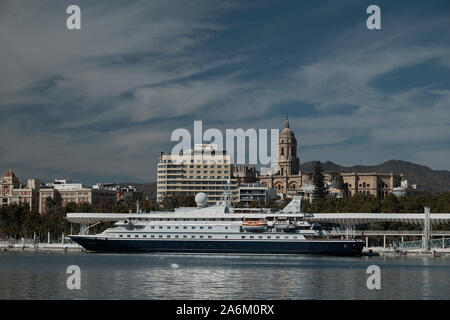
[300,160,450,193]
[122,160,450,199]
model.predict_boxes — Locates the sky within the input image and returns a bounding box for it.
[1,0,449,185]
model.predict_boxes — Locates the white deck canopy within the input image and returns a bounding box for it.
[306,213,450,226]
[66,212,450,226]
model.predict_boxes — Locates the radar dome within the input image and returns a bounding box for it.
[195,192,208,207]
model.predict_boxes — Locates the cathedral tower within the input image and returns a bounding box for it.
[278,118,300,176]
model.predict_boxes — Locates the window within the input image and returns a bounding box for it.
[135,235,139,238]
[167,226,171,229]
[208,226,212,229]
[241,236,246,239]
[143,235,147,238]
[127,235,131,238]
[183,235,187,238]
[119,235,123,238]
[159,235,163,238]
[151,235,155,238]
[191,235,195,238]
[208,235,212,239]
[276,236,280,239]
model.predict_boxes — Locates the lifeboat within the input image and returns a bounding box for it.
[242,219,268,232]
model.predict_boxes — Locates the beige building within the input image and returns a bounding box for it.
[39,187,116,214]
[1,169,40,211]
[259,119,304,197]
[259,120,403,200]
[157,144,237,205]
[340,172,402,199]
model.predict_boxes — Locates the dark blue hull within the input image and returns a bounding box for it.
[70,236,364,256]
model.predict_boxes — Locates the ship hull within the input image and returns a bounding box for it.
[69,236,364,256]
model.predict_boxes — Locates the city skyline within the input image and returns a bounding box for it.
[1,0,449,185]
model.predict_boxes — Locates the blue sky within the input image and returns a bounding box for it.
[1,0,449,184]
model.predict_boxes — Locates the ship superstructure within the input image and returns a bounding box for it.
[69,193,364,256]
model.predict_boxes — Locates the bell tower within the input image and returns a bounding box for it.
[278,118,300,176]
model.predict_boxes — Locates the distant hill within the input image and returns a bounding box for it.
[118,182,157,200]
[120,160,450,198]
[300,160,450,193]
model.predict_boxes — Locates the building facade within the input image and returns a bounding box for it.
[238,183,277,207]
[157,144,237,205]
[259,119,304,197]
[258,120,403,200]
[1,170,40,211]
[39,186,117,214]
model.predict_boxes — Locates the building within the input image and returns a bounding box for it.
[259,118,303,197]
[92,183,143,202]
[157,144,237,205]
[1,169,40,211]
[39,179,116,214]
[259,119,403,200]
[233,165,258,184]
[340,172,402,199]
[392,179,426,197]
[45,179,83,190]
[238,183,277,207]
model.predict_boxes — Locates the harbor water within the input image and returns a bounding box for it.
[0,251,449,300]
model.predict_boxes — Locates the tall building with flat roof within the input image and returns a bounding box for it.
[157,144,237,205]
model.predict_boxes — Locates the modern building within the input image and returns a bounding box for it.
[238,183,277,207]
[45,179,83,190]
[157,144,237,205]
[392,179,426,197]
[0,169,40,211]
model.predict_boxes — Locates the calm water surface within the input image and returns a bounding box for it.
[0,251,449,299]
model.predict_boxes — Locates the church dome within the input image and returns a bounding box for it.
[280,118,295,138]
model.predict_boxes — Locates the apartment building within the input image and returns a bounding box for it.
[157,144,237,205]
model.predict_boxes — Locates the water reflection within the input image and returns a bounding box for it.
[0,252,449,299]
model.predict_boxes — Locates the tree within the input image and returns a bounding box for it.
[312,161,328,202]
